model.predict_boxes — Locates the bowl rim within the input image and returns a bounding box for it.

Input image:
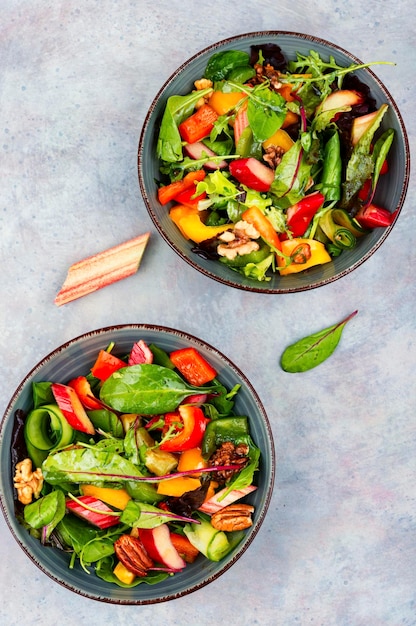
[138,30,411,294]
[0,323,275,604]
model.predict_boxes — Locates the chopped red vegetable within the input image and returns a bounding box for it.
[178,104,218,144]
[91,349,126,381]
[66,495,120,529]
[159,405,209,452]
[286,191,325,237]
[170,347,217,386]
[67,376,102,410]
[355,203,398,229]
[173,186,207,209]
[157,170,206,206]
[128,340,154,366]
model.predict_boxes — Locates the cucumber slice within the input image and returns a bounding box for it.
[184,518,230,561]
[24,404,74,455]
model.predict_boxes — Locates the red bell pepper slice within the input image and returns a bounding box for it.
[157,170,206,206]
[67,376,103,410]
[355,203,398,229]
[178,104,218,144]
[170,347,217,386]
[286,191,325,237]
[160,405,209,452]
[91,349,126,381]
[173,186,207,209]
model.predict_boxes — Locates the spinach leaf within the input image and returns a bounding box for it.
[280,310,358,373]
[55,513,100,553]
[100,364,216,414]
[87,409,124,438]
[204,50,250,81]
[80,536,116,565]
[24,490,66,540]
[32,382,54,408]
[157,88,212,163]
[246,87,286,142]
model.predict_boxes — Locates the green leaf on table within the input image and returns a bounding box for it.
[280,310,358,373]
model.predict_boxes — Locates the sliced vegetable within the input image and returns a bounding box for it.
[68,376,102,410]
[65,495,120,529]
[80,485,131,510]
[169,532,200,563]
[91,349,126,381]
[159,405,209,453]
[169,206,233,243]
[355,203,397,229]
[51,383,95,435]
[209,90,245,115]
[199,485,257,514]
[157,170,206,205]
[54,233,150,306]
[170,347,217,386]
[241,206,281,251]
[277,238,331,275]
[178,104,218,144]
[286,191,325,237]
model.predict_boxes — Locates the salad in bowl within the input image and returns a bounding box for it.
[0,325,274,604]
[139,32,409,293]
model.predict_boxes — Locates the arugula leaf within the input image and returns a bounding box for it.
[280,310,358,373]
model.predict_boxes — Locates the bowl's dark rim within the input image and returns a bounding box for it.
[0,324,275,605]
[138,30,411,294]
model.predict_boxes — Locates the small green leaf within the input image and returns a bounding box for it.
[280,310,358,373]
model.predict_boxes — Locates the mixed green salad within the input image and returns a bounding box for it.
[13,338,260,587]
[156,43,396,281]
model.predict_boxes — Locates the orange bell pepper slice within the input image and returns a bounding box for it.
[241,206,282,251]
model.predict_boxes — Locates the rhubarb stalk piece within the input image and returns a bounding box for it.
[54,233,150,306]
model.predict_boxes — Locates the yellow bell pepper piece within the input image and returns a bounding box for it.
[209,91,245,115]
[80,484,131,510]
[278,238,331,275]
[177,447,208,477]
[113,561,136,585]
[157,476,201,497]
[169,205,233,244]
[262,128,295,152]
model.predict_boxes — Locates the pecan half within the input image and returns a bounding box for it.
[210,503,255,531]
[114,534,154,577]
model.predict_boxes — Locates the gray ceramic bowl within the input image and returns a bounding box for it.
[0,325,274,604]
[138,31,410,293]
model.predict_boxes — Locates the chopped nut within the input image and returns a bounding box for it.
[211,503,255,531]
[209,442,250,483]
[14,458,44,505]
[216,220,260,260]
[194,78,213,90]
[218,240,259,260]
[114,534,154,577]
[263,145,285,169]
[248,63,283,91]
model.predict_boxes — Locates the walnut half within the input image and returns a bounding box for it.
[14,458,44,505]
[211,503,255,531]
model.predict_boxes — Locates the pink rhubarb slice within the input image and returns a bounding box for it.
[54,232,150,306]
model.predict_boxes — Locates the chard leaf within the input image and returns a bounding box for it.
[100,364,215,414]
[120,500,196,529]
[24,490,66,540]
[280,310,358,373]
[42,447,146,485]
[342,104,388,205]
